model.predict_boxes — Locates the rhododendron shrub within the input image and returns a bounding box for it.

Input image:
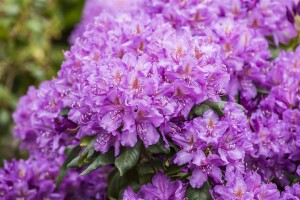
[2,0,300,199]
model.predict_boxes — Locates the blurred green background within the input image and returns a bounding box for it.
[0,0,85,164]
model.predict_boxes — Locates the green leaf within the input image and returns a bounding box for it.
[186,183,212,200]
[205,100,245,115]
[87,149,95,158]
[139,173,153,185]
[80,136,94,147]
[107,168,139,199]
[26,18,42,33]
[67,143,97,169]
[221,95,228,101]
[56,145,81,188]
[166,164,186,175]
[66,156,79,168]
[287,173,300,184]
[189,100,234,119]
[269,47,280,60]
[138,159,164,177]
[190,104,211,118]
[293,176,300,184]
[128,182,141,193]
[138,163,155,176]
[169,172,189,179]
[280,37,298,51]
[203,100,226,117]
[60,107,70,117]
[147,139,170,154]
[80,150,114,176]
[78,138,95,167]
[115,141,142,176]
[234,93,240,104]
[108,169,126,199]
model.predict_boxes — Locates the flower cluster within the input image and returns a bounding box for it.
[0,157,63,199]
[5,0,300,199]
[123,172,186,200]
[212,166,280,199]
[145,0,297,44]
[248,47,300,185]
[168,102,252,188]
[0,156,110,200]
[143,0,279,112]
[281,183,300,199]
[69,0,142,43]
[13,80,78,157]
[46,10,230,157]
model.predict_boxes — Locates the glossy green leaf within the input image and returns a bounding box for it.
[269,47,280,60]
[115,141,141,176]
[78,138,95,167]
[107,168,139,199]
[147,139,170,154]
[56,145,81,188]
[138,163,155,176]
[139,173,153,185]
[203,100,226,117]
[189,104,211,119]
[138,159,164,177]
[60,107,70,117]
[165,164,187,175]
[80,150,114,176]
[66,156,80,168]
[80,136,94,147]
[186,183,212,200]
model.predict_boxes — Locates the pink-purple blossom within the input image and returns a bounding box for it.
[123,172,186,200]
[0,156,110,200]
[8,0,300,199]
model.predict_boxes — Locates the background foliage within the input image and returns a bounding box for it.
[0,0,84,164]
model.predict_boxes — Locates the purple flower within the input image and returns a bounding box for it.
[266,46,300,88]
[249,97,300,184]
[69,0,143,43]
[0,156,111,200]
[63,166,112,200]
[12,1,300,198]
[212,166,280,200]
[246,0,297,44]
[248,47,300,185]
[56,10,230,155]
[170,102,252,188]
[190,154,223,188]
[13,80,78,157]
[209,17,271,103]
[122,172,186,200]
[281,183,300,199]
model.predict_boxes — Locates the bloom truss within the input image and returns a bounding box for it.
[3,0,300,199]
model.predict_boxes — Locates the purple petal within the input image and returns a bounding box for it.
[190,169,208,188]
[174,150,194,165]
[120,130,138,147]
